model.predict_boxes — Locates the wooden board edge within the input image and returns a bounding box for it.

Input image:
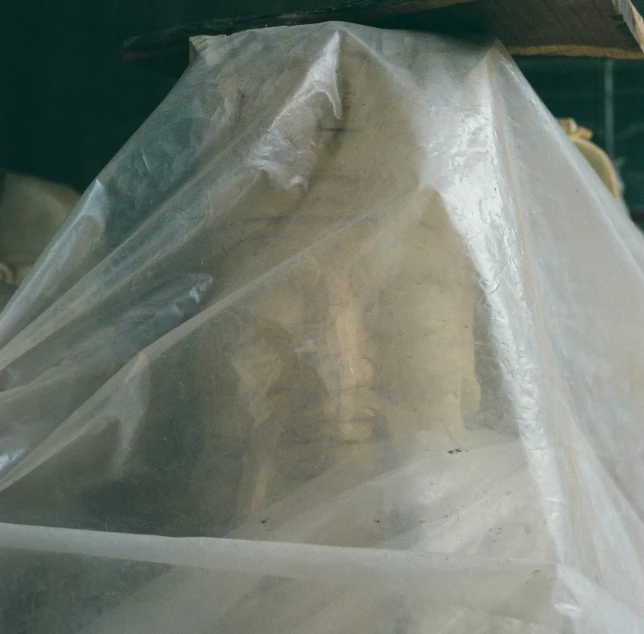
[509,44,644,59]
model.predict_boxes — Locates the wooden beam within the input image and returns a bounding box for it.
[121,0,644,75]
[485,0,644,59]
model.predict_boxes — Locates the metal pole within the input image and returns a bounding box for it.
[603,58,615,159]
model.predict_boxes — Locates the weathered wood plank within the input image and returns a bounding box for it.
[487,0,644,58]
[121,0,644,75]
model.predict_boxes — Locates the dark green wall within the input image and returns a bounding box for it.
[1,1,334,191]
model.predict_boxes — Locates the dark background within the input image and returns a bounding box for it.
[2,1,644,219]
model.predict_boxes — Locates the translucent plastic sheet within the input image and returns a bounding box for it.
[1,22,644,633]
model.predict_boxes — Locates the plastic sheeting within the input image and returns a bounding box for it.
[1,22,644,633]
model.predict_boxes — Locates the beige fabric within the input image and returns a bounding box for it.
[0,171,78,285]
[558,118,620,198]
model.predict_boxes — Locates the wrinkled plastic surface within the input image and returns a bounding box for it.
[1,23,644,633]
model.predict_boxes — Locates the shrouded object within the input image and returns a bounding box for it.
[0,171,78,286]
[1,23,644,633]
[557,118,622,199]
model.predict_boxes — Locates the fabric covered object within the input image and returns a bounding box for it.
[0,171,78,310]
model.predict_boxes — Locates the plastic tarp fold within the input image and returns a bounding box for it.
[1,22,644,633]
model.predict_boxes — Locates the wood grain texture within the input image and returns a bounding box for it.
[121,0,644,74]
[486,0,644,58]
